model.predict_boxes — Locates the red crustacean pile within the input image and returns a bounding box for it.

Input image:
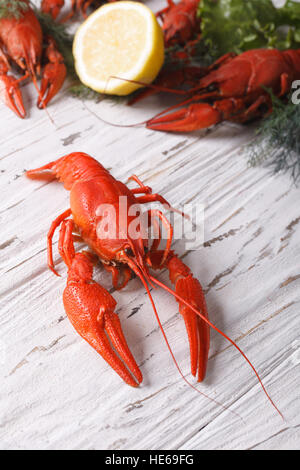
[146,48,300,132]
[0,0,67,118]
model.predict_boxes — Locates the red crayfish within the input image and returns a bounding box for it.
[0,1,66,118]
[26,152,210,386]
[147,48,300,132]
[41,0,116,21]
[41,0,66,19]
[26,152,282,417]
[156,0,201,48]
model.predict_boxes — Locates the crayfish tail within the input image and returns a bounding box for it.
[26,161,56,181]
[26,153,107,190]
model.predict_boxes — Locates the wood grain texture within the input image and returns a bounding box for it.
[0,0,299,451]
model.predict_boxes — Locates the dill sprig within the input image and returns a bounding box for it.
[69,84,103,100]
[0,0,28,19]
[32,7,126,101]
[33,8,100,99]
[33,9,76,77]
[248,94,300,182]
[165,40,213,68]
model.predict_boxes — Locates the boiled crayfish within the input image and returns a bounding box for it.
[41,0,65,19]
[0,1,66,118]
[26,152,210,386]
[26,152,282,417]
[147,49,300,132]
[156,0,201,48]
[128,65,206,105]
[41,0,115,21]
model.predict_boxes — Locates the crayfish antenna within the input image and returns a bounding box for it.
[30,68,55,126]
[149,275,284,420]
[127,259,243,421]
[82,74,191,130]
[146,94,200,127]
[82,101,149,129]
[110,75,188,96]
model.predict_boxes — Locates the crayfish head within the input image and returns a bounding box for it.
[8,19,42,76]
[41,0,65,20]
[18,37,41,76]
[117,237,146,266]
[115,236,151,284]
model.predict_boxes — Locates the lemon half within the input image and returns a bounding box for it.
[73,1,164,96]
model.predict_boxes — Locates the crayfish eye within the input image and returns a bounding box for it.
[125,247,134,257]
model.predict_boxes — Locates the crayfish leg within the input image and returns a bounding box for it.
[103,264,133,291]
[46,209,72,275]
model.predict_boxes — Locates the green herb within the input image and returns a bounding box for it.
[0,0,28,19]
[33,8,98,99]
[165,40,214,68]
[69,83,103,100]
[248,94,300,182]
[199,0,300,58]
[34,9,76,77]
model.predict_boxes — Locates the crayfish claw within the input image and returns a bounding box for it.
[64,253,142,387]
[89,314,141,387]
[37,38,67,109]
[147,103,221,132]
[147,250,210,382]
[0,75,26,119]
[38,62,67,109]
[175,275,209,382]
[103,311,143,385]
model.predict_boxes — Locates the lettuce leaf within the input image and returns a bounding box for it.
[199,0,300,57]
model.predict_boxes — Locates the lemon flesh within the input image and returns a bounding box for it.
[73,1,165,95]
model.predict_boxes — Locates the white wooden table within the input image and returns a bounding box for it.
[0,0,300,451]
